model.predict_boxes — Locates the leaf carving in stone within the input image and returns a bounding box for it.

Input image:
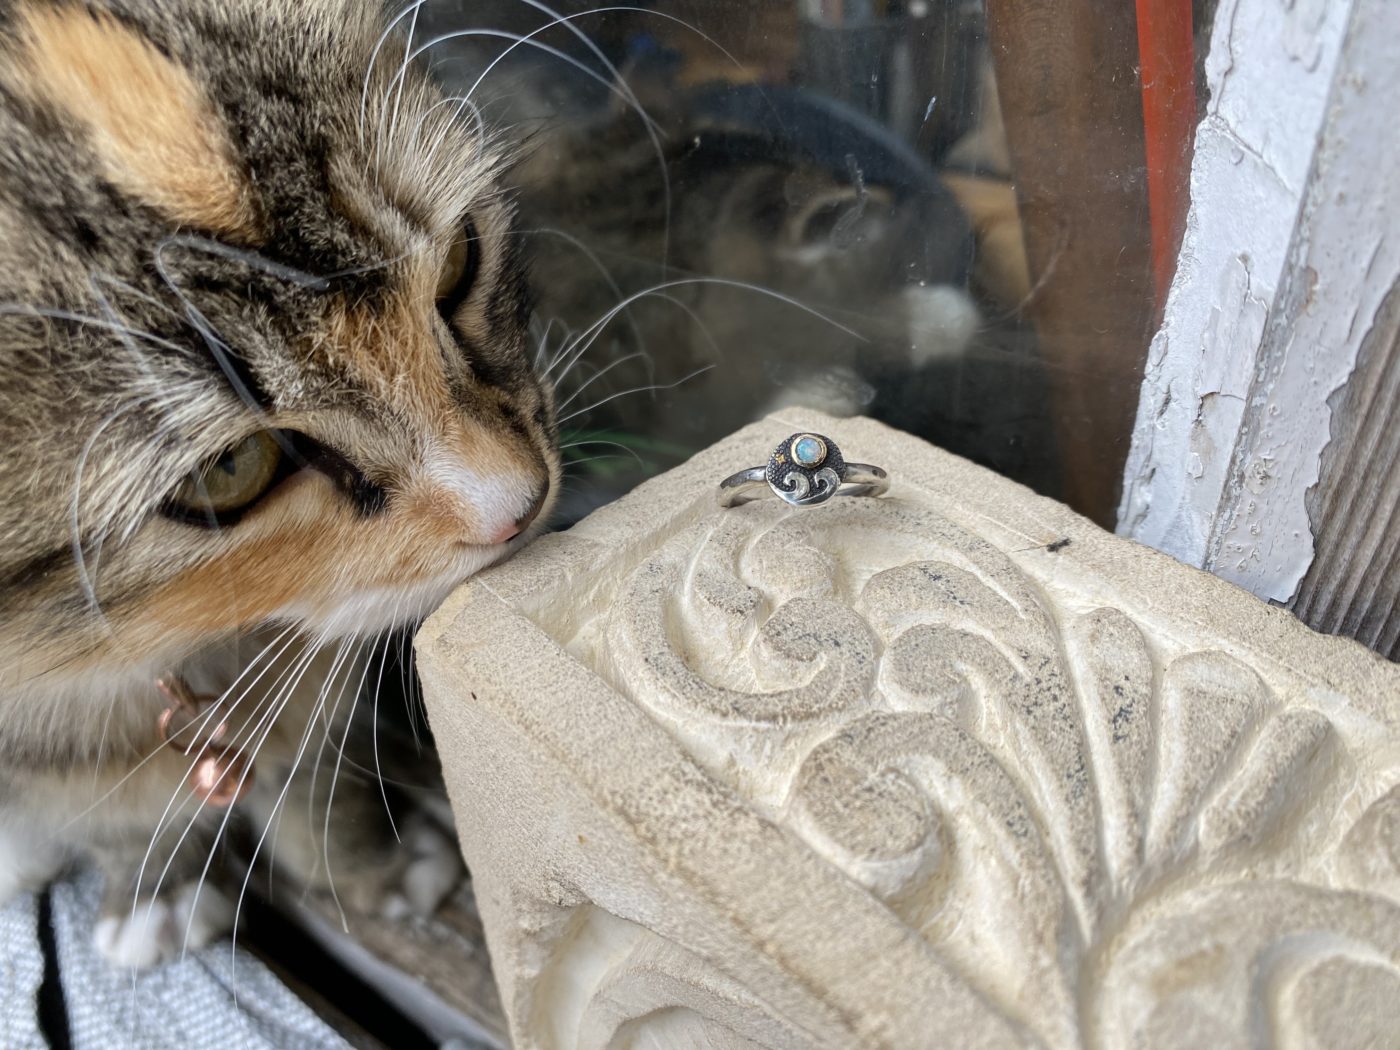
[419,411,1400,1050]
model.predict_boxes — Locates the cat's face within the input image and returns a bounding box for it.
[0,0,558,694]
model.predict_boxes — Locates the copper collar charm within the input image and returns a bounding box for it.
[154,676,253,808]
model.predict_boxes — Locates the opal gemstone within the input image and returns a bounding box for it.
[792,435,826,467]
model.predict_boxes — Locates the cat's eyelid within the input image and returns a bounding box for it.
[436,217,482,319]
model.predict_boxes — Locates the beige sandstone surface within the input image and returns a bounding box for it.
[417,410,1400,1049]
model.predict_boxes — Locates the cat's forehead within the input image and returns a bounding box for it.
[0,1,537,510]
[5,0,501,275]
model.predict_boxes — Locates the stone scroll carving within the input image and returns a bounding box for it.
[417,410,1400,1050]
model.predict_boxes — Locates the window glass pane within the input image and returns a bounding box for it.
[419,0,1205,525]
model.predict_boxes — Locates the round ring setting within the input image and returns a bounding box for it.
[719,432,889,508]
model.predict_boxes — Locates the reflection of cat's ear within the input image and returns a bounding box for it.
[610,44,688,134]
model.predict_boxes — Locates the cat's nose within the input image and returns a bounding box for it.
[489,479,549,544]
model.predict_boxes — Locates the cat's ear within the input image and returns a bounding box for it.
[15,4,259,239]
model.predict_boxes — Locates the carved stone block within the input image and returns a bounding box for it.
[417,410,1400,1049]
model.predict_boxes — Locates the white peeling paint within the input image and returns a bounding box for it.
[1118,0,1353,569]
[1204,0,1400,603]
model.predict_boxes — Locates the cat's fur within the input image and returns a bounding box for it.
[0,0,558,965]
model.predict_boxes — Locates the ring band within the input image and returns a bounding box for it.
[718,432,889,508]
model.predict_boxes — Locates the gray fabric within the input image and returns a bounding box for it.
[4,869,352,1050]
[0,888,46,1050]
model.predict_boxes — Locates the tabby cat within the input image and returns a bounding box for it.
[0,0,557,966]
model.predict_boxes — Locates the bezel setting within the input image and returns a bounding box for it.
[765,432,847,506]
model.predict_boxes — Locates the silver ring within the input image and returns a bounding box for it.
[718,432,889,508]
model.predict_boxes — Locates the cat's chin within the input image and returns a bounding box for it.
[297,540,520,640]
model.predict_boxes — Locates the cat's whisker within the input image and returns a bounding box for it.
[320,637,381,930]
[301,636,366,927]
[392,591,437,750]
[555,364,715,427]
[228,635,366,982]
[562,452,639,470]
[90,272,182,317]
[506,1,761,270]
[134,631,315,885]
[544,321,580,376]
[521,226,650,376]
[370,600,407,842]
[429,8,674,266]
[193,629,340,940]
[0,303,189,354]
[75,279,179,639]
[530,315,559,372]
[60,624,302,831]
[549,290,720,398]
[398,623,425,750]
[68,397,154,643]
[380,27,658,176]
[550,275,866,397]
[152,246,276,426]
[157,235,334,291]
[410,93,488,158]
[519,1,751,100]
[136,629,319,941]
[359,0,432,147]
[553,351,652,412]
[559,438,645,468]
[511,0,660,129]
[380,0,425,173]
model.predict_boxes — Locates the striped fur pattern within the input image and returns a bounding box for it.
[0,0,558,964]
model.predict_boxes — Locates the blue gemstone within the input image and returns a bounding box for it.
[792,435,825,467]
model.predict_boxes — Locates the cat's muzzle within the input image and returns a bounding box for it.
[718,432,889,509]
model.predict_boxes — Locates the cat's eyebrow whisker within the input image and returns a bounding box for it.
[378,24,663,221]
[512,0,769,269]
[157,235,333,291]
[511,0,660,130]
[505,1,761,270]
[410,93,488,159]
[554,364,715,427]
[517,1,750,99]
[152,242,277,427]
[427,8,674,266]
[381,0,425,173]
[359,0,432,147]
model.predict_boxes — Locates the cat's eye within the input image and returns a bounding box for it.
[436,219,480,320]
[166,431,283,523]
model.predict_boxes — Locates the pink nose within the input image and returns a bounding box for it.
[489,482,548,545]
